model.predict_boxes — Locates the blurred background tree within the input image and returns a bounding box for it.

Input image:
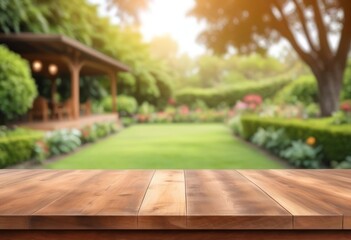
[191,0,351,116]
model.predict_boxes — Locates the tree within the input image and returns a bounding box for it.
[107,0,149,25]
[191,0,351,116]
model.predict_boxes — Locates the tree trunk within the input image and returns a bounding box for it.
[314,67,343,117]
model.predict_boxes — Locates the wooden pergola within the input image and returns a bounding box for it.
[0,33,129,120]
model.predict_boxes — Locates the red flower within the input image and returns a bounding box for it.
[340,101,351,113]
[168,98,176,105]
[243,94,263,105]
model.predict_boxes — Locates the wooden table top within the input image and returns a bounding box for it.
[0,170,350,230]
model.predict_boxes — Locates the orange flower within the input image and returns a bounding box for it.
[306,137,316,146]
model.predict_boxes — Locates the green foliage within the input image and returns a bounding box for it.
[332,156,351,169]
[176,76,292,108]
[228,115,243,136]
[275,75,318,105]
[241,115,351,164]
[0,127,42,168]
[0,46,37,122]
[280,141,322,169]
[332,111,351,125]
[0,0,173,108]
[342,60,351,100]
[103,95,138,116]
[46,129,82,156]
[138,102,155,115]
[121,117,136,127]
[251,128,290,154]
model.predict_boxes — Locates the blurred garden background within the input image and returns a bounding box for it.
[0,0,350,169]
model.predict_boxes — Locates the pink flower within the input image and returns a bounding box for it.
[235,101,248,110]
[179,105,190,115]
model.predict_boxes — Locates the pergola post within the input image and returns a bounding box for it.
[69,61,82,120]
[110,72,117,113]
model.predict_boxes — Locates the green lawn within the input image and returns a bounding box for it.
[47,124,282,169]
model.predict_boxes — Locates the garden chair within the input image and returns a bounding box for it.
[28,96,50,122]
[53,98,74,120]
[80,100,92,116]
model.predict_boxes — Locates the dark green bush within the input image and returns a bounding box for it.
[342,60,351,100]
[241,116,351,164]
[274,75,318,105]
[176,76,292,108]
[0,46,37,122]
[103,95,138,116]
[0,129,42,168]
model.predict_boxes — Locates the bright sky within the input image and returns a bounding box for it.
[90,0,206,57]
[90,0,285,58]
[139,0,206,57]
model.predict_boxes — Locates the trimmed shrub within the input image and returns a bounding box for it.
[176,76,292,108]
[0,46,37,122]
[0,128,42,168]
[103,95,138,116]
[241,115,351,164]
[274,75,318,105]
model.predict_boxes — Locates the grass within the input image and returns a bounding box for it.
[47,124,282,169]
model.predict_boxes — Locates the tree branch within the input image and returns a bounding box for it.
[335,6,351,70]
[311,0,333,60]
[270,0,318,69]
[292,0,318,54]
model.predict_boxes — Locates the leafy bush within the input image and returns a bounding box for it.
[81,122,117,143]
[342,60,351,100]
[0,127,42,167]
[102,95,138,116]
[121,117,136,127]
[274,75,318,105]
[251,128,290,154]
[280,140,322,169]
[46,129,82,156]
[228,115,244,136]
[0,46,37,122]
[241,115,351,164]
[176,76,292,108]
[332,156,351,169]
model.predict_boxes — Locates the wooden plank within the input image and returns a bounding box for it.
[185,170,292,229]
[32,170,154,230]
[0,170,101,229]
[0,170,47,188]
[138,170,186,229]
[239,170,351,229]
[284,170,351,229]
[1,230,351,240]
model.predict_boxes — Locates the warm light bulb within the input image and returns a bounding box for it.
[48,64,58,75]
[32,60,42,72]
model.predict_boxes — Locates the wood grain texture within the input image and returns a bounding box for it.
[138,170,186,229]
[0,170,350,231]
[239,170,351,229]
[1,230,351,240]
[32,170,154,229]
[0,170,101,229]
[185,170,292,229]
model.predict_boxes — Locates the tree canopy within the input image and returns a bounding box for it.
[191,0,351,115]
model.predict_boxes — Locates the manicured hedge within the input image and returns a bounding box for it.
[241,116,351,163]
[0,134,42,168]
[176,77,292,108]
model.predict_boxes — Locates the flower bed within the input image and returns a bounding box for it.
[240,115,351,167]
[0,122,119,168]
